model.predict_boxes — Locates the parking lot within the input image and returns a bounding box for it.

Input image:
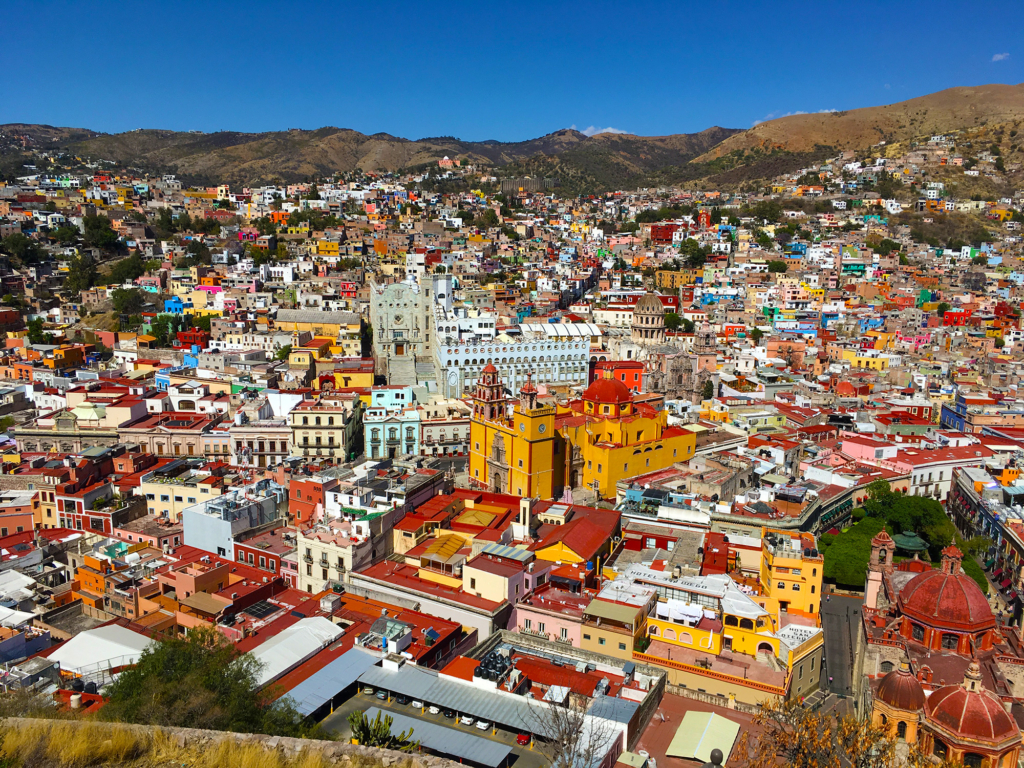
[321,689,549,768]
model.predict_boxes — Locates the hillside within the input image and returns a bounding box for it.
[2,82,1022,190]
[1,122,741,188]
[695,83,1024,161]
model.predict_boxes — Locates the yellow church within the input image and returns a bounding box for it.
[469,367,696,500]
[469,365,557,499]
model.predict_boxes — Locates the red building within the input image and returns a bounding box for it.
[591,360,645,392]
[233,526,297,587]
[943,309,972,327]
[175,328,211,350]
[650,223,680,246]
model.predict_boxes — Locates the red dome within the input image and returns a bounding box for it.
[898,568,995,632]
[481,362,498,374]
[925,684,1018,743]
[583,377,633,405]
[876,665,925,711]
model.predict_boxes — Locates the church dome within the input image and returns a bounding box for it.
[898,548,994,632]
[876,662,925,712]
[633,293,664,316]
[925,665,1018,744]
[583,377,633,405]
[481,362,498,374]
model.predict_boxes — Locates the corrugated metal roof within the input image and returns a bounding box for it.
[362,707,512,768]
[480,543,533,563]
[284,647,380,717]
[358,663,558,738]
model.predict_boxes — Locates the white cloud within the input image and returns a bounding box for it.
[577,125,629,136]
[992,52,1010,62]
[753,108,835,126]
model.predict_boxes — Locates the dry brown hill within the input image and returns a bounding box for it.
[696,83,1024,161]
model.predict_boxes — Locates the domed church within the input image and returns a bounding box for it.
[872,661,1022,767]
[863,536,1024,761]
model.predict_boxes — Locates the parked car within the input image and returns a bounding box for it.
[375,690,387,700]
[475,721,491,731]
[460,715,474,726]
[361,686,374,695]
[517,733,532,746]
[428,706,440,715]
[412,700,424,709]
[443,709,456,719]
[395,694,411,705]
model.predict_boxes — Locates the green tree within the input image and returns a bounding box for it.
[749,327,764,343]
[701,379,715,400]
[681,318,695,333]
[192,314,212,332]
[664,312,682,331]
[347,710,418,751]
[749,200,782,223]
[275,345,292,360]
[64,254,97,295]
[82,215,119,249]
[109,252,146,284]
[111,287,146,316]
[767,260,788,273]
[51,225,80,244]
[936,302,951,317]
[1,233,45,265]
[101,626,312,736]
[876,238,900,257]
[477,208,500,228]
[899,254,909,266]
[824,516,886,588]
[26,317,54,345]
[679,237,708,268]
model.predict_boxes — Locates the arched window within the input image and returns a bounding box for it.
[725,615,738,627]
[897,721,907,740]
[303,416,309,425]
[933,740,947,759]
[328,416,334,426]
[757,642,774,654]
[648,626,658,636]
[740,618,754,630]
[911,623,925,642]
[962,753,983,768]
[315,416,321,426]
[941,633,959,650]
[880,661,894,674]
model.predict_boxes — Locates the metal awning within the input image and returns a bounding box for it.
[283,647,380,717]
[361,707,512,768]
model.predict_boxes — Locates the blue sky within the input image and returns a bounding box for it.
[4,0,1021,140]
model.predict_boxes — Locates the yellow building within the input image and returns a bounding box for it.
[759,528,824,616]
[558,374,696,499]
[840,349,889,371]
[469,368,556,499]
[468,369,697,501]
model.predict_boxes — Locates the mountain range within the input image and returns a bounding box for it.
[2,83,1022,191]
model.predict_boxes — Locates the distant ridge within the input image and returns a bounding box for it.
[2,83,1022,189]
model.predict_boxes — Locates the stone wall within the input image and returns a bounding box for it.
[0,717,463,768]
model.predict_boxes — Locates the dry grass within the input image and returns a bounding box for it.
[0,720,402,768]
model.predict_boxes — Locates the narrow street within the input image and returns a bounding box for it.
[820,592,863,698]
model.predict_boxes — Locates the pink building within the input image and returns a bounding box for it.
[510,583,594,646]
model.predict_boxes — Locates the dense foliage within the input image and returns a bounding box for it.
[823,480,988,593]
[101,626,313,736]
